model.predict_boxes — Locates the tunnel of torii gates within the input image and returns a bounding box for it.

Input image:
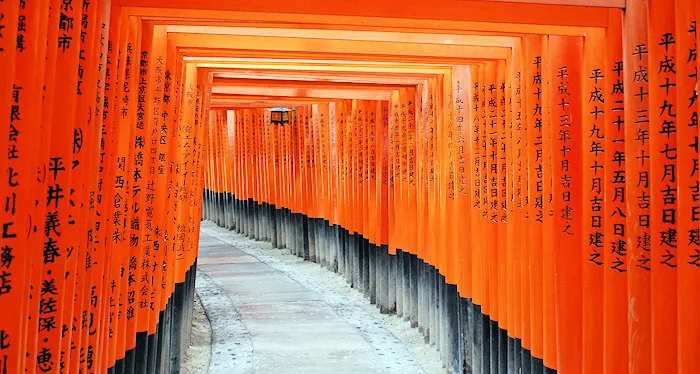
[1,0,700,373]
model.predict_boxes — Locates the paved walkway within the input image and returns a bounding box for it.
[196,224,428,374]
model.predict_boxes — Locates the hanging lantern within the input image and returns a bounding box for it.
[270,107,291,125]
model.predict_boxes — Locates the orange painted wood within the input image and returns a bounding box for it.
[478,0,625,7]
[540,33,557,369]
[437,75,450,278]
[603,9,629,374]
[428,78,440,267]
[4,0,49,373]
[443,70,460,286]
[647,1,679,372]
[493,60,506,328]
[68,1,104,371]
[405,88,418,260]
[380,101,390,247]
[508,45,524,342]
[548,34,584,374]
[416,83,427,262]
[483,61,497,321]
[581,28,605,374]
[674,1,700,372]
[117,5,598,39]
[118,0,614,29]
[36,0,84,371]
[4,1,700,371]
[454,65,472,297]
[624,1,653,372]
[472,64,486,320]
[522,34,543,355]
[143,24,171,337]
[388,91,400,255]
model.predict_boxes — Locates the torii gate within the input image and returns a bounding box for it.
[0,0,698,373]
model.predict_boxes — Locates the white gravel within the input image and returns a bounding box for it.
[182,293,213,374]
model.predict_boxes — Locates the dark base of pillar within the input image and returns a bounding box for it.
[201,190,559,374]
[107,263,198,374]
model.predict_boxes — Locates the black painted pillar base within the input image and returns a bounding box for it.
[201,193,560,374]
[108,263,197,374]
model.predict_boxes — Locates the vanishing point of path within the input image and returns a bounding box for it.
[196,223,442,374]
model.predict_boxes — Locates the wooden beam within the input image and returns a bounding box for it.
[130,7,596,37]
[178,47,483,65]
[211,72,431,85]
[169,33,510,60]
[166,25,517,47]
[211,86,393,101]
[194,62,452,75]
[475,0,623,7]
[210,96,354,108]
[149,18,527,37]
[120,0,613,28]
[212,77,408,90]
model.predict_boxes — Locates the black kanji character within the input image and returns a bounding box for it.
[46,184,65,208]
[36,346,54,372]
[613,61,624,77]
[589,250,603,266]
[57,35,72,52]
[38,316,57,332]
[633,44,648,61]
[0,330,9,350]
[39,296,57,315]
[658,55,676,74]
[1,222,15,240]
[661,249,677,268]
[42,239,60,264]
[44,212,61,237]
[0,271,10,295]
[658,32,676,52]
[0,247,13,270]
[660,227,678,248]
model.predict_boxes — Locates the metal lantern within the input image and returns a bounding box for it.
[270,107,291,125]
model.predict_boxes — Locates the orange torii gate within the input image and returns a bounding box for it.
[1,0,699,373]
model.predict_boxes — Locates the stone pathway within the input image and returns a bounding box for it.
[197,225,433,374]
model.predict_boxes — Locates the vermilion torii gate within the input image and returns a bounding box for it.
[0,0,698,373]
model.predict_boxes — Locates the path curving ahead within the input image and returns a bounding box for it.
[196,224,435,374]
